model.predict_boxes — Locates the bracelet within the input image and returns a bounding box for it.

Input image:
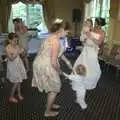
[66,61,70,65]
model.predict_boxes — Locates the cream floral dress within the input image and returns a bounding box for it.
[32,39,64,93]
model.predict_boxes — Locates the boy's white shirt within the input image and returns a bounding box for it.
[63,72,87,109]
[63,72,86,90]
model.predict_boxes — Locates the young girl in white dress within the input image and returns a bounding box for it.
[63,64,87,109]
[5,33,27,103]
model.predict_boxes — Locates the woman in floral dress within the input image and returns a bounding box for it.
[32,19,72,117]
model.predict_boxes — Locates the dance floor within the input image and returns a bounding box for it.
[0,55,120,120]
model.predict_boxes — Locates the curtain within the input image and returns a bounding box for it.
[0,0,20,33]
[42,0,55,30]
[0,0,11,33]
[0,0,42,33]
[0,0,54,32]
[8,0,26,33]
[85,0,110,19]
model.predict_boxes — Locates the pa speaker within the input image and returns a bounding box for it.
[72,9,81,22]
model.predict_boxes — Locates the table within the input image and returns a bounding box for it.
[0,33,70,55]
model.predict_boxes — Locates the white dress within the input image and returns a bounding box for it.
[7,56,27,83]
[6,45,27,83]
[73,39,101,90]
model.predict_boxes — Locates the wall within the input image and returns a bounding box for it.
[53,0,84,35]
[108,0,120,46]
[114,0,120,43]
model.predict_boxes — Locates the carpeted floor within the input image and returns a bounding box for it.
[0,54,120,120]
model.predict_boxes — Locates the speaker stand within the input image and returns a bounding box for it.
[74,22,80,37]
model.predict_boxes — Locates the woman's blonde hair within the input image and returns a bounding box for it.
[50,18,71,33]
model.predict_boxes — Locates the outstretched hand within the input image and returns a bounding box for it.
[68,63,73,70]
[62,72,69,80]
[66,60,73,70]
[61,55,73,70]
[59,69,63,75]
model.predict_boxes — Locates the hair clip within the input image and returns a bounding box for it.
[54,18,63,24]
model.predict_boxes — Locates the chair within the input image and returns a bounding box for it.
[108,47,120,80]
[98,44,110,72]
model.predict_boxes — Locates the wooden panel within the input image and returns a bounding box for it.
[109,0,119,19]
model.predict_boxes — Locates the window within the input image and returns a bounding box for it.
[85,0,110,42]
[9,2,48,33]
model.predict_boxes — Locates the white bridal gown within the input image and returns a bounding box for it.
[73,38,101,90]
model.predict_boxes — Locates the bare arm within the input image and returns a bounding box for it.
[61,55,72,69]
[18,46,26,58]
[62,72,76,81]
[51,39,60,71]
[86,31,105,46]
[62,72,69,78]
[19,48,25,54]
[5,46,17,61]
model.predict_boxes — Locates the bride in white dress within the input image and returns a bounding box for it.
[73,18,106,90]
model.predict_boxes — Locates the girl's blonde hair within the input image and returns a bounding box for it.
[75,64,86,76]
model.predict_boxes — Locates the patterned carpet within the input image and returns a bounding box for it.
[0,55,120,120]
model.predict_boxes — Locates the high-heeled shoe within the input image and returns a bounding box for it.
[9,97,18,103]
[18,95,24,100]
[44,111,59,117]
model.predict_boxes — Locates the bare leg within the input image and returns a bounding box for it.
[17,83,24,100]
[24,56,29,72]
[52,104,60,109]
[21,51,29,72]
[45,92,59,117]
[9,83,18,103]
[76,90,87,109]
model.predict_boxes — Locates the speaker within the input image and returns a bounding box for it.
[72,9,81,22]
